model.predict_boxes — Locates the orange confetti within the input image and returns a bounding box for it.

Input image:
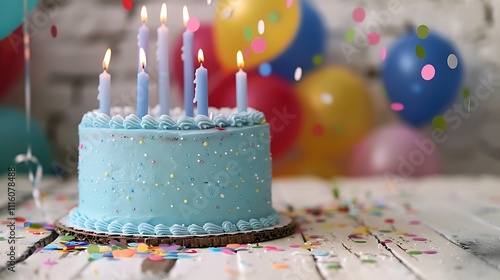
[226,243,241,249]
[112,249,135,258]
[273,263,289,269]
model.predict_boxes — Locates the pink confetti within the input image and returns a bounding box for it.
[421,64,435,81]
[410,220,421,225]
[286,0,293,8]
[251,37,267,54]
[79,143,83,149]
[264,246,277,250]
[352,7,365,23]
[289,244,301,248]
[423,250,437,254]
[404,233,417,237]
[222,248,235,255]
[413,237,427,241]
[380,47,387,61]
[122,0,133,11]
[51,25,57,38]
[390,102,404,112]
[367,32,380,45]
[384,218,394,223]
[186,17,201,32]
[381,239,392,244]
[42,260,58,266]
[148,254,165,261]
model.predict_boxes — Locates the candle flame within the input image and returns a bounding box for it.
[183,5,190,26]
[198,49,204,64]
[141,6,148,23]
[160,3,167,24]
[102,48,111,71]
[237,50,244,69]
[139,48,147,69]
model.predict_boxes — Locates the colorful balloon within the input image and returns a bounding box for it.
[0,106,53,175]
[348,123,441,178]
[0,27,24,100]
[382,28,464,126]
[295,66,373,157]
[171,23,226,97]
[214,0,300,71]
[209,73,302,159]
[270,0,326,81]
[0,0,38,40]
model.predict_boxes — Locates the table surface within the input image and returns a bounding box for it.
[1,175,500,280]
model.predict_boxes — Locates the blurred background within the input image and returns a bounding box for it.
[1,0,500,179]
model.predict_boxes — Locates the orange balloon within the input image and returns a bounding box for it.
[214,0,300,71]
[295,66,373,157]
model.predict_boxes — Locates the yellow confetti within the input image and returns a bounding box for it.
[137,243,149,253]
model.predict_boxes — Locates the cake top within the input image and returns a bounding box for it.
[80,106,266,130]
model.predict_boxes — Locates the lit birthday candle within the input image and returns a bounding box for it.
[137,48,149,118]
[157,3,170,115]
[182,6,194,117]
[138,6,149,73]
[194,49,208,116]
[98,48,112,115]
[236,50,248,113]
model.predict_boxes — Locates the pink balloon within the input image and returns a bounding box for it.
[348,123,441,178]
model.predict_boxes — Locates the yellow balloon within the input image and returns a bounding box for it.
[296,66,373,157]
[214,0,300,71]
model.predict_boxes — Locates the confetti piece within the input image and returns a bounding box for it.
[51,25,57,38]
[222,248,235,255]
[60,235,74,241]
[313,251,329,257]
[251,37,267,54]
[208,247,222,252]
[257,20,265,35]
[381,239,392,244]
[410,220,421,225]
[244,26,253,42]
[408,250,422,255]
[362,259,377,264]
[352,7,365,23]
[87,244,100,254]
[380,47,387,61]
[423,250,438,254]
[113,249,135,258]
[390,102,404,112]
[286,0,293,8]
[413,237,427,241]
[421,64,435,80]
[367,32,380,45]
[0,237,6,241]
[226,243,241,249]
[416,25,429,39]
[447,54,458,69]
[128,243,139,247]
[354,240,367,244]
[384,218,394,224]
[42,260,58,266]
[328,263,342,269]
[137,243,149,252]
[90,253,103,260]
[312,124,324,137]
[379,229,392,233]
[404,233,417,237]
[294,67,302,81]
[258,62,272,77]
[187,17,201,32]
[109,240,127,247]
[415,44,426,59]
[122,0,133,11]
[345,28,355,43]
[273,263,289,269]
[148,254,165,261]
[289,245,302,248]
[432,115,447,132]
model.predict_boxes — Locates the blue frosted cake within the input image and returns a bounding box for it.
[68,107,280,236]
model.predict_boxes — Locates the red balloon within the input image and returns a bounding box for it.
[171,23,226,98]
[0,27,23,100]
[209,73,302,159]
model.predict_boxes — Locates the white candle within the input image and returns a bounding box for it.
[236,51,248,113]
[182,6,194,117]
[138,6,149,73]
[194,49,208,116]
[98,48,112,115]
[157,3,170,116]
[137,48,149,118]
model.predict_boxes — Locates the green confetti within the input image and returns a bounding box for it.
[408,250,422,255]
[354,240,367,244]
[60,235,74,241]
[88,257,96,262]
[415,44,426,59]
[29,223,43,229]
[362,259,377,264]
[345,28,355,43]
[379,229,392,233]
[252,246,263,249]
[243,26,253,42]
[312,54,323,65]
[87,244,100,254]
[416,25,429,39]
[14,236,25,239]
[333,184,340,200]
[268,12,280,23]
[462,87,470,99]
[327,263,342,269]
[0,237,6,241]
[432,115,447,132]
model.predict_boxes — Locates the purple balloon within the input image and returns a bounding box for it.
[348,123,441,178]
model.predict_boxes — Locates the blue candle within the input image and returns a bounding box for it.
[98,48,112,115]
[157,3,170,116]
[182,6,194,117]
[194,49,208,116]
[236,51,248,113]
[137,48,149,118]
[138,6,149,73]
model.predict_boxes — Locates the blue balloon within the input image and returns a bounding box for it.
[0,106,53,175]
[270,0,326,82]
[382,30,464,126]
[0,0,38,40]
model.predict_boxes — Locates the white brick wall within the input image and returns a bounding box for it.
[3,0,500,174]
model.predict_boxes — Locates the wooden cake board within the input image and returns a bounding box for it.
[54,214,296,248]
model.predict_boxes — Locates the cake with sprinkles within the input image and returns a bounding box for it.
[67,106,282,237]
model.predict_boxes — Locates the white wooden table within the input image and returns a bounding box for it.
[1,175,500,280]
